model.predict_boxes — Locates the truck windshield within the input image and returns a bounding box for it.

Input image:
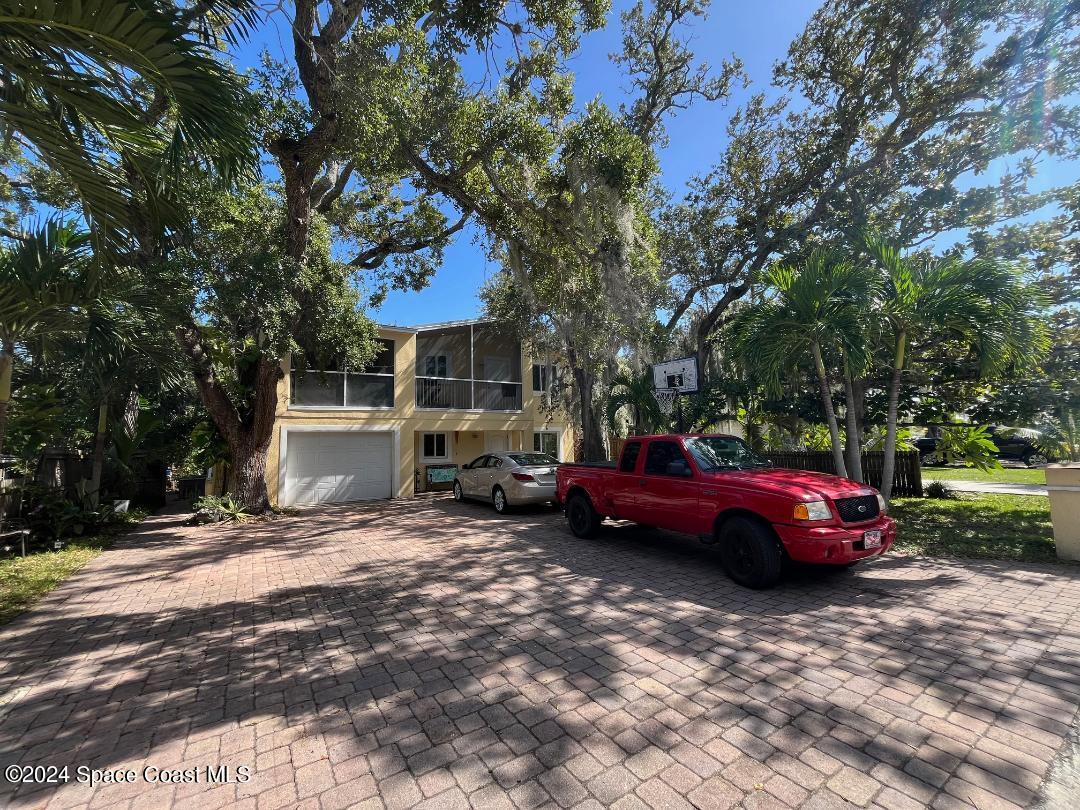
[683,437,769,471]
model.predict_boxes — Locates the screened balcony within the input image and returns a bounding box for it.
[415,323,522,411]
[290,339,395,408]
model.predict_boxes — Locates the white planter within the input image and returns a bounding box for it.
[1047,464,1080,562]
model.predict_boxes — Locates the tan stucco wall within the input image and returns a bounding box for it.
[266,326,573,504]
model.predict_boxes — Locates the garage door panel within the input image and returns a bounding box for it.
[284,432,393,506]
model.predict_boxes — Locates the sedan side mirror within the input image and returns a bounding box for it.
[666,460,693,477]
[461,462,471,470]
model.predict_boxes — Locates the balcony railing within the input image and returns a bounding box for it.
[416,377,522,411]
[290,370,394,408]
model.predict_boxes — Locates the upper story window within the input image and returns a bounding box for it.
[532,363,550,393]
[290,339,395,408]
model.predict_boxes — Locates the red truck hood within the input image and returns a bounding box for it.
[702,467,875,501]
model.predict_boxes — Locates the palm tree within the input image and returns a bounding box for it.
[608,369,668,435]
[866,237,1049,502]
[0,221,95,454]
[0,0,257,244]
[731,252,878,479]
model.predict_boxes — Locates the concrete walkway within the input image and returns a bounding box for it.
[940,479,1049,496]
[2,497,1080,809]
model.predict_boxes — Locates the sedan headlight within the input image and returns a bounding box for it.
[876,493,887,514]
[793,501,832,521]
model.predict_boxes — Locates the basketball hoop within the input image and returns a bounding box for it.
[651,357,699,434]
[653,387,677,416]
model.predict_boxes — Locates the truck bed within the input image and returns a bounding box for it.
[559,461,617,469]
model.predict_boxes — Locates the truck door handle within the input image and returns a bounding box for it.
[639,479,647,487]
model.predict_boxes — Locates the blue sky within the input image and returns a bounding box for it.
[231,0,820,325]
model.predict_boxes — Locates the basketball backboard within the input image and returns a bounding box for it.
[652,356,699,394]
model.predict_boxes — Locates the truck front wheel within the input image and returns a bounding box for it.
[566,493,601,539]
[718,517,783,589]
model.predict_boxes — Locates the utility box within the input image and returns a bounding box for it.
[1047,463,1080,562]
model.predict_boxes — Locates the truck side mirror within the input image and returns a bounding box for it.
[667,460,692,477]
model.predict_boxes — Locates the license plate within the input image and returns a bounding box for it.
[863,530,882,549]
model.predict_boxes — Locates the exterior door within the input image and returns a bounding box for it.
[635,440,699,533]
[284,431,393,505]
[485,432,509,452]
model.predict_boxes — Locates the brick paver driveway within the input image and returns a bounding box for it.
[2,497,1079,810]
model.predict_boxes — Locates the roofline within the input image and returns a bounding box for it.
[407,317,495,332]
[376,323,419,333]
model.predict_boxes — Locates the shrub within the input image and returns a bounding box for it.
[191,494,250,524]
[2,485,148,551]
[925,480,955,500]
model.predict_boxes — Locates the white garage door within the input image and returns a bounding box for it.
[283,431,393,506]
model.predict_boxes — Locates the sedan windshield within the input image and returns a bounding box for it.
[683,437,769,471]
[506,453,558,466]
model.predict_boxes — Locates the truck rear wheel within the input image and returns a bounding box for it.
[718,516,783,589]
[566,493,601,539]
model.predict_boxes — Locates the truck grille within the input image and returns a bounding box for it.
[834,494,879,523]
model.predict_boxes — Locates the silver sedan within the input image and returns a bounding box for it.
[453,452,559,513]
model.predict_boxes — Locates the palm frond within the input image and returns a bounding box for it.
[0,0,259,247]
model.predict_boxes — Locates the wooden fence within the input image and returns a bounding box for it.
[606,437,922,496]
[763,450,923,497]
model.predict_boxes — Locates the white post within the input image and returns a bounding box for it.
[470,324,475,409]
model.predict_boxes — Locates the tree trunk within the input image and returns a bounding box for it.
[880,331,907,503]
[122,390,139,438]
[178,327,282,513]
[203,356,280,513]
[810,342,848,478]
[852,375,866,449]
[842,359,863,482]
[0,343,12,457]
[571,364,606,461]
[88,399,108,508]
[231,436,272,513]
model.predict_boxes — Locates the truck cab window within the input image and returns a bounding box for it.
[644,441,685,475]
[619,442,642,473]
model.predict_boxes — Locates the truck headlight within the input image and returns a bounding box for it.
[793,501,831,521]
[876,493,887,514]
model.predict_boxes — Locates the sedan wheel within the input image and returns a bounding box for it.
[1026,452,1049,468]
[492,486,508,514]
[453,480,464,501]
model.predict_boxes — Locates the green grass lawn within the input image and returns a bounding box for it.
[920,466,1046,485]
[0,510,147,625]
[890,493,1055,562]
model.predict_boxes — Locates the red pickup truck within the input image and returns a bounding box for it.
[555,434,896,588]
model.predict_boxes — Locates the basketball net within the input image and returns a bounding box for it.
[653,388,677,416]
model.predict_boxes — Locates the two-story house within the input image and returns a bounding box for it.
[265,319,574,506]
